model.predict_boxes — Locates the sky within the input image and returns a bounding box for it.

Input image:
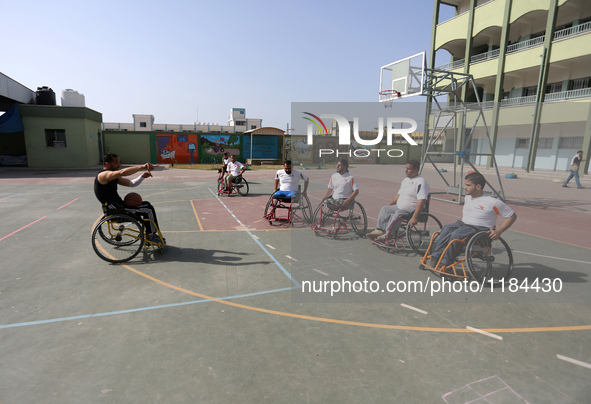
[2,0,452,129]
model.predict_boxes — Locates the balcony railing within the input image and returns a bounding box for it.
[470,49,500,63]
[435,59,465,71]
[506,36,545,54]
[545,87,591,101]
[554,21,591,41]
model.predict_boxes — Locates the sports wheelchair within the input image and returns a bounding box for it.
[217,175,249,196]
[311,198,368,239]
[419,230,513,284]
[263,187,313,226]
[371,195,442,255]
[92,205,165,263]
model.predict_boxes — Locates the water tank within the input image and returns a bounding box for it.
[36,86,56,105]
[61,89,86,107]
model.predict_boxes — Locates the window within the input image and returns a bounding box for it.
[523,86,537,97]
[569,77,591,91]
[537,138,553,149]
[516,138,529,148]
[546,82,562,94]
[140,122,147,128]
[45,129,66,147]
[236,121,245,126]
[559,137,583,149]
[251,125,257,130]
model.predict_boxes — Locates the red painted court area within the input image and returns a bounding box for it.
[192,195,289,231]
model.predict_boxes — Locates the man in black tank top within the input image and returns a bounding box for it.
[94,153,162,242]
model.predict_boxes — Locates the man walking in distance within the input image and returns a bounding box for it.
[366,159,430,242]
[563,150,584,189]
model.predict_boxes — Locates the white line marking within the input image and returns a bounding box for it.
[466,326,503,340]
[0,193,20,201]
[400,303,428,315]
[285,255,298,262]
[342,258,359,267]
[251,235,259,240]
[266,244,276,250]
[513,251,591,265]
[312,268,329,276]
[557,355,591,369]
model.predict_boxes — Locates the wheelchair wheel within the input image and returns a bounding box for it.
[312,202,332,236]
[264,195,275,224]
[235,178,249,196]
[92,214,144,263]
[348,201,367,237]
[466,231,513,285]
[298,195,313,224]
[407,213,443,254]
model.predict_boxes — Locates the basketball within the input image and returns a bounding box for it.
[124,192,142,207]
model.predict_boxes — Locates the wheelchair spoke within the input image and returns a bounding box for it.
[92,214,144,263]
[466,232,513,284]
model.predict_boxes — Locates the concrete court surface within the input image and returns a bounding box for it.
[0,163,590,403]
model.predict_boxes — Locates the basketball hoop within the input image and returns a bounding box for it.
[379,90,401,108]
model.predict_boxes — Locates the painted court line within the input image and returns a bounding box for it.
[0,287,295,330]
[513,251,591,265]
[556,354,591,370]
[266,244,275,249]
[466,326,503,340]
[312,268,329,276]
[208,188,300,287]
[0,193,20,201]
[400,303,428,315]
[286,255,298,262]
[57,198,79,210]
[0,216,47,242]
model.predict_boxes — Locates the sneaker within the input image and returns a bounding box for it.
[562,185,568,188]
[429,257,440,267]
[376,234,388,242]
[578,186,584,189]
[366,229,384,239]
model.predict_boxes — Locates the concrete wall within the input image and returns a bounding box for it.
[18,105,102,168]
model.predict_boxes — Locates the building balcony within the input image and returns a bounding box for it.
[435,20,591,71]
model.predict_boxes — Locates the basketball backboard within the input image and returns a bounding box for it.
[379,51,426,102]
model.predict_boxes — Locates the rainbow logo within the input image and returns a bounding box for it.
[302,112,329,135]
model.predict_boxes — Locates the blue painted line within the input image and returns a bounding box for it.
[0,194,20,201]
[0,287,295,330]
[208,188,301,287]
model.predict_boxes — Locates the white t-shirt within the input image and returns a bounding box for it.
[223,157,231,165]
[276,169,308,192]
[227,161,244,176]
[397,175,430,211]
[328,172,359,199]
[462,195,515,229]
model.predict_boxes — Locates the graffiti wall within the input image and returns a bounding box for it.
[199,134,241,164]
[285,137,313,163]
[156,134,199,164]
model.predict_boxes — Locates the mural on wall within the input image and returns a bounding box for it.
[199,134,241,164]
[156,134,199,164]
[242,135,279,160]
[285,137,312,163]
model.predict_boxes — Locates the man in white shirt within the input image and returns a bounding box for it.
[429,172,517,267]
[321,158,359,210]
[224,155,246,191]
[273,160,309,199]
[367,160,430,241]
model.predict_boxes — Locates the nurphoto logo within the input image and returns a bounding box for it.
[303,112,419,158]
